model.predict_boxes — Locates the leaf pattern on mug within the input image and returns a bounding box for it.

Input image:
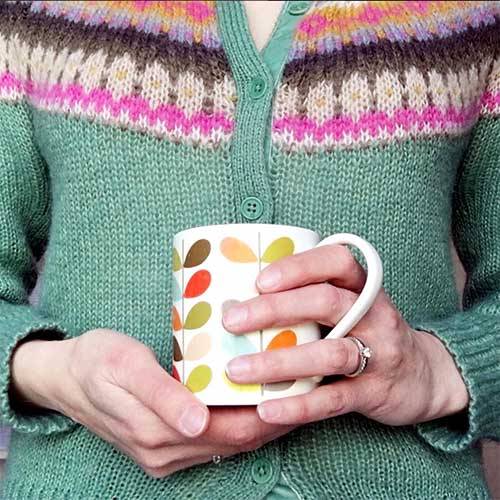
[172,365,181,383]
[184,239,211,268]
[184,302,211,330]
[185,332,211,361]
[262,237,295,263]
[186,365,212,393]
[172,305,182,331]
[222,332,257,357]
[173,336,183,361]
[223,372,260,392]
[264,380,295,392]
[266,330,297,350]
[172,247,182,272]
[220,237,257,263]
[172,277,182,302]
[184,270,211,298]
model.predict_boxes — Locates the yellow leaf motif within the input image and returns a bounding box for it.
[186,365,212,393]
[223,372,260,392]
[262,237,295,263]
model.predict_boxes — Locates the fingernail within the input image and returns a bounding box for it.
[257,267,282,290]
[179,405,208,437]
[223,304,248,328]
[225,357,252,378]
[257,402,281,422]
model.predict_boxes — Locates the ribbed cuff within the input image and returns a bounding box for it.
[412,309,500,452]
[0,302,77,434]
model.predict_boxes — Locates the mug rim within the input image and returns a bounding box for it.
[174,223,320,240]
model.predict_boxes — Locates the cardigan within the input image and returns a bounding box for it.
[0,1,499,498]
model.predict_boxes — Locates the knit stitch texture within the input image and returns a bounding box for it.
[0,1,499,498]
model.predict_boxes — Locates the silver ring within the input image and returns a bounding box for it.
[345,336,372,378]
[212,455,222,465]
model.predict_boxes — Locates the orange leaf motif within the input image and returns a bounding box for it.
[184,270,211,298]
[220,237,257,263]
[266,330,297,350]
[172,305,182,331]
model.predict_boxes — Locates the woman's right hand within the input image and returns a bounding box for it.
[10,329,293,477]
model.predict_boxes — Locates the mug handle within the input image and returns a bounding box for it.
[315,233,383,340]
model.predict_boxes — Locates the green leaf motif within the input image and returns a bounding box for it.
[172,247,182,272]
[262,237,295,263]
[186,365,212,393]
[184,239,211,268]
[184,301,211,330]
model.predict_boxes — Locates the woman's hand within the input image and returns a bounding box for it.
[11,329,295,477]
[223,244,470,427]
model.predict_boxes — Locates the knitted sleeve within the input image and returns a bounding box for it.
[0,95,76,434]
[413,53,500,452]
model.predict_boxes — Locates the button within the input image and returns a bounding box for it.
[240,196,264,220]
[251,458,274,484]
[249,77,267,100]
[288,1,309,15]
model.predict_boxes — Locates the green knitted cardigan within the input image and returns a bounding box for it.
[0,1,499,498]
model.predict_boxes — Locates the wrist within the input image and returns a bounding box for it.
[10,337,74,414]
[415,329,469,419]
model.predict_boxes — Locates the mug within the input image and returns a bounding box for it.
[171,224,383,405]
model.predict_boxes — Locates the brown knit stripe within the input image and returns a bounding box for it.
[0,1,231,89]
[282,20,500,102]
[273,57,495,123]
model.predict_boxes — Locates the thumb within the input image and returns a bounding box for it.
[120,353,209,438]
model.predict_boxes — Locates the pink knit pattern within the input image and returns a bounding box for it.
[0,72,233,145]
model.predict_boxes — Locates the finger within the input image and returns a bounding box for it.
[256,380,362,425]
[223,283,357,334]
[226,338,362,384]
[199,406,295,449]
[256,244,366,294]
[118,355,209,439]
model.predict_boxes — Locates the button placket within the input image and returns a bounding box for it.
[289,1,310,15]
[251,457,274,484]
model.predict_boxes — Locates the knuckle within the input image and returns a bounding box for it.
[143,466,168,479]
[317,284,340,322]
[384,307,403,332]
[332,341,351,371]
[335,245,357,273]
[325,389,347,416]
[226,425,258,449]
[133,428,164,449]
[294,400,311,423]
[384,340,404,371]
[135,450,170,471]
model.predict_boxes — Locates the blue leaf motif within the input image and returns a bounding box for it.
[222,333,257,357]
[172,277,182,302]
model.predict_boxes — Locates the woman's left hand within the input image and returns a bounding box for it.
[222,244,470,427]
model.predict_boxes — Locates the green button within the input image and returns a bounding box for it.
[240,196,264,220]
[249,77,267,100]
[289,1,309,15]
[251,458,274,484]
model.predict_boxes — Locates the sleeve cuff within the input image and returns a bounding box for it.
[0,302,78,434]
[412,309,500,452]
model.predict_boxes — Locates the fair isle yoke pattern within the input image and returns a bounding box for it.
[0,1,236,148]
[0,0,499,152]
[274,0,500,151]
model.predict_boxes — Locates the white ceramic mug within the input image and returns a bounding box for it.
[171,224,383,405]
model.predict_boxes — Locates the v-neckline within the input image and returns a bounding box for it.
[217,1,312,88]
